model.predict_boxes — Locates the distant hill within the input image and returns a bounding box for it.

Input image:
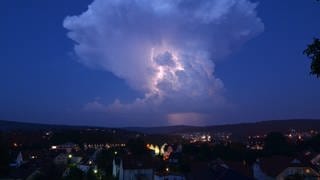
[124,125,201,134]
[0,120,56,131]
[124,119,320,136]
[0,120,97,131]
[1,119,320,139]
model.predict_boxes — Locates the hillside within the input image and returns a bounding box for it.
[1,119,320,138]
[125,119,320,136]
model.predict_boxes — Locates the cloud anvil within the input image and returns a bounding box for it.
[64,0,264,123]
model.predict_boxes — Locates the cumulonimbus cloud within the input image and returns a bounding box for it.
[64,0,264,121]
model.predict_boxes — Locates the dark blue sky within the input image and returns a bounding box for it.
[1,0,320,127]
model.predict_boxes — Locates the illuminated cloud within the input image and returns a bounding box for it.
[64,0,264,123]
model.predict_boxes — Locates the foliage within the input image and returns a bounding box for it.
[86,168,103,180]
[303,134,320,151]
[95,149,114,176]
[303,0,320,77]
[63,165,85,180]
[126,138,148,155]
[51,130,115,144]
[178,156,191,173]
[182,143,257,163]
[304,38,320,78]
[264,132,292,155]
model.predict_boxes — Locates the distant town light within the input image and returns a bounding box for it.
[68,154,72,159]
[306,168,310,173]
[93,169,98,174]
[89,160,92,165]
[114,151,118,155]
[51,145,57,149]
[165,167,169,172]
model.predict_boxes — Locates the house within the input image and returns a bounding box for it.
[8,152,39,180]
[10,151,24,168]
[77,165,90,173]
[71,156,83,164]
[26,170,44,180]
[253,156,320,180]
[311,153,320,166]
[53,153,83,165]
[113,158,121,177]
[113,156,154,180]
[154,172,185,180]
[51,142,79,153]
[54,153,68,165]
[277,166,319,180]
[188,160,253,180]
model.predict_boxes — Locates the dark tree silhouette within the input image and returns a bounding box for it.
[304,134,320,151]
[126,138,148,155]
[304,38,320,78]
[303,1,319,77]
[264,132,291,155]
[63,166,85,180]
[0,132,10,177]
[95,149,114,176]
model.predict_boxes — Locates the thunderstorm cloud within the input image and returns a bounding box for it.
[64,0,264,124]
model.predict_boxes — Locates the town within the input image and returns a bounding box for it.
[2,0,320,179]
[1,120,320,180]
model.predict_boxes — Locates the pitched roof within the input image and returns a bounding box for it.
[258,156,309,177]
[188,161,253,180]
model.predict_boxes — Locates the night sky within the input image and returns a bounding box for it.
[1,0,320,127]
